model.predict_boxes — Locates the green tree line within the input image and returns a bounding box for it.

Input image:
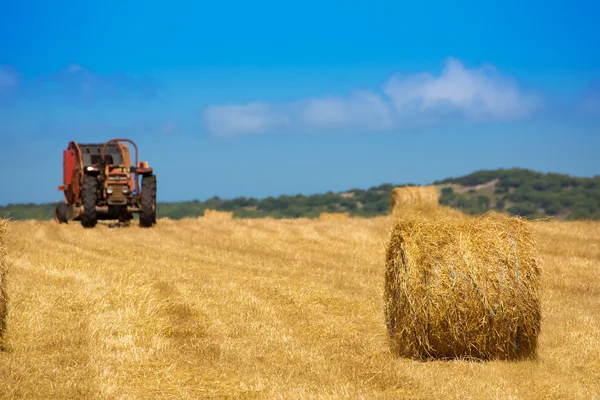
[2,168,599,221]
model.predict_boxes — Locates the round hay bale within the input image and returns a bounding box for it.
[384,211,541,360]
[0,221,7,341]
[389,186,439,215]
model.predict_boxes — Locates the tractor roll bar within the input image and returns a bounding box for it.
[72,142,84,177]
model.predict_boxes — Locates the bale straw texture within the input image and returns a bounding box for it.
[203,209,233,220]
[389,186,439,214]
[384,211,541,360]
[319,212,350,220]
[0,221,7,340]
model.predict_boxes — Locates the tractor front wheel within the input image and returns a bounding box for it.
[81,175,98,228]
[55,203,68,224]
[140,174,156,228]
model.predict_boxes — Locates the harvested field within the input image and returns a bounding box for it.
[203,209,234,220]
[0,220,7,345]
[319,212,350,220]
[0,216,598,399]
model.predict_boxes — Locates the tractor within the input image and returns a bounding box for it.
[56,138,157,228]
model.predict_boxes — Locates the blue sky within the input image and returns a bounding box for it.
[1,0,599,204]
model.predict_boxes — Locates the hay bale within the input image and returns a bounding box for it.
[203,209,233,220]
[393,204,465,221]
[389,186,439,214]
[0,221,7,341]
[319,212,349,221]
[384,211,541,360]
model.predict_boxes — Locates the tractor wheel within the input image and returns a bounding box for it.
[140,174,156,228]
[55,203,68,224]
[81,175,98,228]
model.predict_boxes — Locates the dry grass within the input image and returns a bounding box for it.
[384,211,541,361]
[203,209,234,220]
[0,220,7,345]
[0,216,598,399]
[319,212,350,220]
[390,186,439,214]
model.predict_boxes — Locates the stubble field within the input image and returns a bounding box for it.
[0,215,599,399]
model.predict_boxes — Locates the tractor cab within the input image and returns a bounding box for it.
[78,142,126,167]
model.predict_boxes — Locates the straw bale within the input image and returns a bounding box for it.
[384,211,541,360]
[389,186,439,214]
[0,221,7,340]
[390,204,464,222]
[203,209,233,220]
[319,212,350,221]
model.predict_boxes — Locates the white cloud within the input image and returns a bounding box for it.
[52,63,160,104]
[202,57,542,136]
[0,66,18,89]
[158,121,180,135]
[204,102,290,136]
[383,58,540,122]
[302,91,393,130]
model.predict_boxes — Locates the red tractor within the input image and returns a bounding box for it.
[56,138,157,228]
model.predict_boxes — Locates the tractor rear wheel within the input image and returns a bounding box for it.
[55,203,68,223]
[81,175,98,228]
[140,174,156,228]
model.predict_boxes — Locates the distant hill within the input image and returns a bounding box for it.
[1,168,599,221]
[434,168,600,220]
